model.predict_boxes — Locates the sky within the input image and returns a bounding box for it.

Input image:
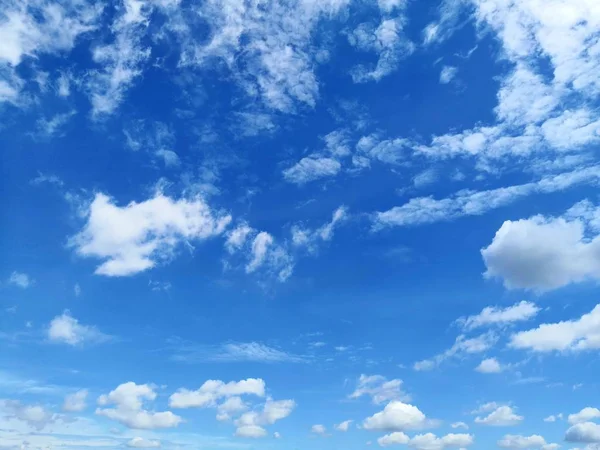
[1,0,600,449]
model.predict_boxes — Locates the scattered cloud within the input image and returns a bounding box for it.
[439,66,458,84]
[569,408,600,425]
[475,358,504,374]
[565,422,600,443]
[283,157,341,185]
[169,379,265,409]
[63,389,88,412]
[170,340,305,364]
[475,405,523,427]
[96,382,183,429]
[458,301,540,330]
[7,271,32,289]
[234,397,296,438]
[127,437,161,448]
[48,311,110,346]
[311,424,327,436]
[497,434,558,449]
[335,420,353,432]
[414,332,497,371]
[349,374,409,404]
[362,401,432,431]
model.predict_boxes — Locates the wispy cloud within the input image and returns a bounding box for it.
[170,340,306,364]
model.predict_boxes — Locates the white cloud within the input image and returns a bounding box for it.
[378,432,409,446]
[155,149,180,168]
[569,408,600,425]
[451,422,468,430]
[408,433,474,450]
[510,304,600,352]
[374,165,600,229]
[414,332,497,371]
[458,301,540,330]
[413,169,438,188]
[216,396,248,421]
[96,382,182,429]
[349,17,414,83]
[335,420,353,432]
[497,434,558,449]
[283,157,341,184]
[63,389,88,412]
[475,357,503,374]
[566,422,600,443]
[475,405,523,426]
[273,431,281,438]
[482,200,600,291]
[70,192,231,277]
[48,310,109,346]
[349,374,408,404]
[362,401,429,431]
[169,379,265,409]
[439,66,458,84]
[234,397,295,438]
[292,206,348,251]
[7,271,31,288]
[0,400,58,430]
[543,413,563,423]
[170,340,304,364]
[127,437,161,448]
[311,424,327,435]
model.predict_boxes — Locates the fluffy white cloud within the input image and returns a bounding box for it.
[127,437,161,448]
[169,379,265,409]
[362,401,429,431]
[451,422,468,430]
[408,433,474,450]
[234,397,296,438]
[544,414,563,422]
[566,422,600,443]
[414,332,497,371]
[475,406,523,427]
[70,192,231,277]
[378,432,410,446]
[0,400,58,430]
[96,382,182,429]
[311,424,327,435]
[7,271,32,288]
[63,389,88,412]
[475,358,503,374]
[497,434,558,449]
[458,301,540,330]
[482,201,600,291]
[283,157,341,184]
[510,304,600,352]
[335,420,353,432]
[569,408,600,425]
[48,311,109,346]
[349,374,408,404]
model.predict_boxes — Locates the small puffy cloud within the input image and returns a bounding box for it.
[7,271,32,288]
[48,311,110,346]
[169,379,265,409]
[273,431,281,438]
[378,432,409,446]
[1,400,58,430]
[482,201,600,291]
[335,420,353,432]
[63,389,88,412]
[458,301,540,330]
[544,414,563,422]
[216,396,248,421]
[408,433,474,450]
[234,398,296,438]
[96,382,182,429]
[565,422,600,443]
[451,422,468,430]
[439,66,458,84]
[283,157,341,184]
[497,434,557,449]
[349,374,408,404]
[362,401,429,431]
[311,424,327,435]
[475,358,504,374]
[127,437,161,448]
[509,304,600,352]
[569,408,600,425]
[292,206,348,252]
[69,192,231,277]
[413,169,438,188]
[475,405,523,426]
[414,332,497,371]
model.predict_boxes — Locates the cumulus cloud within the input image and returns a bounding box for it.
[474,405,523,427]
[566,422,600,443]
[234,397,296,438]
[414,331,497,371]
[169,378,265,409]
[362,401,430,431]
[283,157,341,184]
[475,357,504,374]
[349,374,409,404]
[378,432,473,449]
[69,192,231,277]
[127,437,161,448]
[482,200,600,291]
[63,389,88,412]
[509,304,600,352]
[458,301,540,330]
[335,420,353,432]
[311,424,327,435]
[96,382,182,429]
[0,400,58,430]
[569,408,600,425]
[48,311,110,346]
[497,434,558,449]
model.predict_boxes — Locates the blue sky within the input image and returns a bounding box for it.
[1,0,600,449]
